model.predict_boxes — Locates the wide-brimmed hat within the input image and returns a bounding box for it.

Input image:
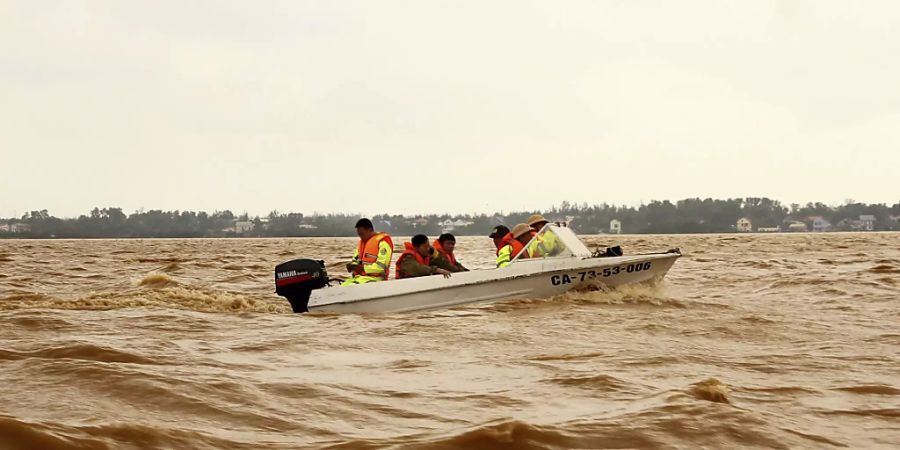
[511,223,532,239]
[526,214,548,227]
[488,225,510,239]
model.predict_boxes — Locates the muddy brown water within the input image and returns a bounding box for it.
[1,233,898,449]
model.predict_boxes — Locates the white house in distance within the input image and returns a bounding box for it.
[409,217,429,228]
[441,219,474,232]
[0,222,30,233]
[859,215,876,231]
[811,217,832,232]
[234,221,254,233]
[609,219,622,234]
[736,217,752,232]
[787,221,808,232]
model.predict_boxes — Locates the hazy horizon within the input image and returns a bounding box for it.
[3,1,899,219]
[5,195,900,221]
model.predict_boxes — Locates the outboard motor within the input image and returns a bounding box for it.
[274,259,328,313]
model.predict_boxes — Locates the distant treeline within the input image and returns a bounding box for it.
[2,198,899,238]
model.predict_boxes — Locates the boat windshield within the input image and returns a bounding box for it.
[511,224,591,262]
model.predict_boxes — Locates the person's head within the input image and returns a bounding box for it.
[527,214,549,231]
[437,233,456,253]
[355,218,375,240]
[411,234,430,258]
[511,223,533,245]
[489,225,510,248]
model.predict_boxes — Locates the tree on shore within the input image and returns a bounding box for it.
[2,198,898,238]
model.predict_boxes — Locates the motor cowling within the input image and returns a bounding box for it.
[275,259,328,313]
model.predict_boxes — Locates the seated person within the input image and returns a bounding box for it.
[343,218,393,285]
[490,225,512,268]
[511,223,535,257]
[526,214,562,257]
[395,234,454,279]
[433,233,468,272]
[491,224,532,268]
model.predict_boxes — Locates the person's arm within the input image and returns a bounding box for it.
[496,245,512,268]
[427,252,455,278]
[527,238,542,258]
[545,231,561,256]
[347,247,362,274]
[399,254,436,277]
[431,251,458,272]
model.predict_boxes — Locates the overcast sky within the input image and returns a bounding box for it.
[2,1,898,218]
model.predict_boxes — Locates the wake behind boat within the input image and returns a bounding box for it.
[274,225,681,314]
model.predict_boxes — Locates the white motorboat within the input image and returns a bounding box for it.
[274,225,681,314]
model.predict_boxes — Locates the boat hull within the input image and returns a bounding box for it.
[307,252,679,314]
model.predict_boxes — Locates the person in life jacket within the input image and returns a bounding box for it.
[526,214,562,258]
[491,224,532,268]
[395,234,454,279]
[342,218,394,286]
[433,233,468,272]
[489,225,510,267]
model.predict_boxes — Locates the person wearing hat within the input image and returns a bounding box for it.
[491,224,532,268]
[395,234,454,279]
[526,214,561,258]
[489,225,513,268]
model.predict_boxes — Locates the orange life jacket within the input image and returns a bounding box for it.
[432,240,458,266]
[395,242,431,279]
[355,232,393,279]
[496,233,528,259]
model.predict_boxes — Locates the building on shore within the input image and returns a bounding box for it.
[890,215,900,229]
[839,215,878,231]
[736,217,752,232]
[0,222,30,233]
[408,217,430,228]
[787,221,808,232]
[859,215,876,231]
[234,221,254,234]
[441,219,474,233]
[757,226,781,232]
[609,219,622,234]
[811,217,832,232]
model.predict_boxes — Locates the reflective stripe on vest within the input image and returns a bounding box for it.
[496,232,527,260]
[356,232,393,280]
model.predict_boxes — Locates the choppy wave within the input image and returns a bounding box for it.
[1,285,287,313]
[138,273,181,288]
[0,343,160,365]
[688,378,731,404]
[868,264,900,274]
[158,262,184,273]
[472,283,684,314]
[833,384,900,395]
[0,415,246,450]
[0,232,897,449]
